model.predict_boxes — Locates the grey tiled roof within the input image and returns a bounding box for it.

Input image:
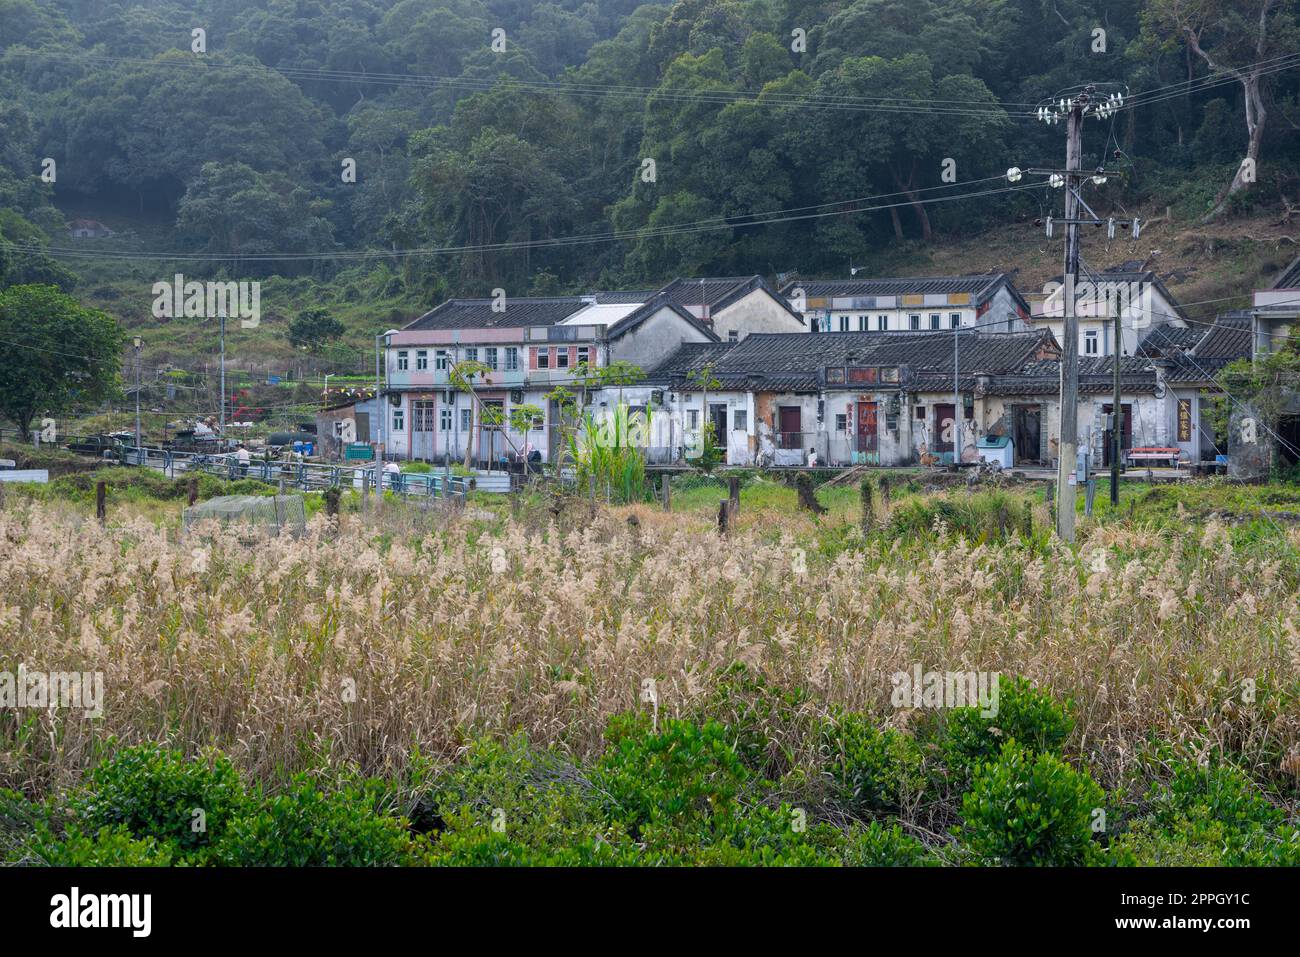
[1191,314,1251,359]
[403,297,589,331]
[655,275,804,320]
[648,330,1057,392]
[1269,255,1300,290]
[606,294,719,342]
[592,289,655,304]
[986,357,1159,396]
[1138,324,1204,357]
[1162,356,1236,384]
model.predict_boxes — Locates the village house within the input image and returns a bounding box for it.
[1031,263,1190,357]
[653,276,807,341]
[634,328,1060,467]
[1140,314,1252,465]
[382,292,717,464]
[1251,254,1300,356]
[779,273,1031,334]
[314,391,380,461]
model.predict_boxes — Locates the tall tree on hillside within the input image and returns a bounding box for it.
[176,162,336,275]
[1144,0,1300,220]
[0,284,123,440]
[807,54,1008,242]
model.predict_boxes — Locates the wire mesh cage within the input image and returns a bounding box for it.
[182,495,306,536]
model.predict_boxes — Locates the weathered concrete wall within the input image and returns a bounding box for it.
[712,288,805,342]
[609,306,714,369]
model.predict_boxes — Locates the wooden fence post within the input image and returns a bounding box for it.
[661,475,671,511]
[860,479,874,535]
[717,499,730,534]
[728,476,740,518]
[96,481,106,524]
[187,475,199,506]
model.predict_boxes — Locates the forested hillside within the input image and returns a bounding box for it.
[2,0,1299,365]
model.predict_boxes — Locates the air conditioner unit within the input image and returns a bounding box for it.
[651,389,665,405]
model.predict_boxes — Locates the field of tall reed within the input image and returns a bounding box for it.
[4,483,1298,810]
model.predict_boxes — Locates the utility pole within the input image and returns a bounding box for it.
[219,314,226,437]
[1111,307,1122,505]
[1056,98,1083,542]
[133,336,143,456]
[953,326,961,465]
[1028,85,1132,538]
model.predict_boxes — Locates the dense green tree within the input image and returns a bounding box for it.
[0,283,123,439]
[176,162,336,275]
[287,306,346,352]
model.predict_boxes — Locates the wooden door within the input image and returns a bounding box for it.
[1012,405,1041,464]
[856,401,878,460]
[778,406,802,449]
[1102,403,1132,466]
[934,403,956,454]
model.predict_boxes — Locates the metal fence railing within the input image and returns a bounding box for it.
[0,426,474,501]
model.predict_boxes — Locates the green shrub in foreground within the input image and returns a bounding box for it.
[1113,759,1296,866]
[31,825,176,867]
[592,715,750,839]
[69,743,248,861]
[821,711,923,813]
[943,676,1073,784]
[217,777,415,866]
[959,742,1104,866]
[843,822,939,867]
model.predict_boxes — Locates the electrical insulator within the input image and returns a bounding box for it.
[1107,218,1116,239]
[1045,215,1054,238]
[1131,218,1141,240]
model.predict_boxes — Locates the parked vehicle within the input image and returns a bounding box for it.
[65,434,127,456]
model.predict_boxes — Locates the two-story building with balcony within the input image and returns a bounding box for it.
[383,292,717,464]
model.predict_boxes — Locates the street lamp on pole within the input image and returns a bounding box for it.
[133,336,143,458]
[219,314,226,440]
[375,329,399,463]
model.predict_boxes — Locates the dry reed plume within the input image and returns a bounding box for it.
[2,499,1298,800]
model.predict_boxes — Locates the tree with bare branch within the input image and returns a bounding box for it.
[1144,0,1300,221]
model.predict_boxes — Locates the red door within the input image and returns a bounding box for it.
[856,402,878,455]
[934,403,956,454]
[778,406,802,449]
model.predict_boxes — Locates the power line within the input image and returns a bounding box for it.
[11,179,1045,265]
[9,49,1032,118]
